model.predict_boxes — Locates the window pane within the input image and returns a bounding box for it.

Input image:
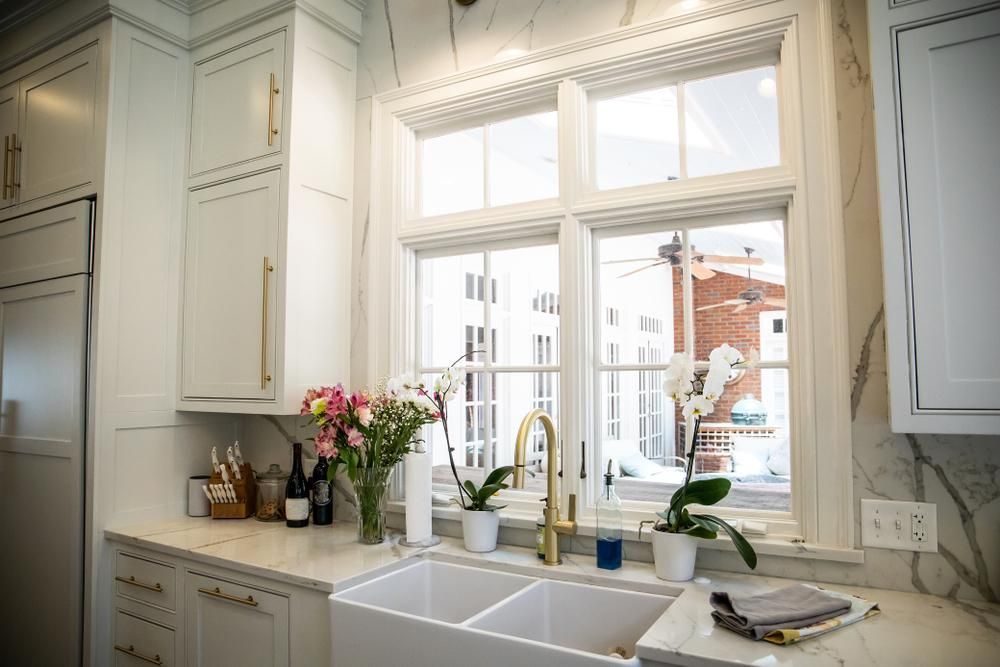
[420,253,485,367]
[428,372,490,487]
[598,231,680,364]
[489,111,558,206]
[595,86,680,189]
[421,127,484,216]
[491,244,560,366]
[599,370,791,512]
[688,220,786,362]
[684,66,780,177]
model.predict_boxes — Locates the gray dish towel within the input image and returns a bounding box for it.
[710,584,852,640]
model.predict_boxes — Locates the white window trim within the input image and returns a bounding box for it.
[367,0,854,553]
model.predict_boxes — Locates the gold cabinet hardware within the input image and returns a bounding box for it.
[115,575,163,593]
[10,132,18,191]
[3,134,9,199]
[261,257,274,389]
[113,644,162,665]
[267,73,279,145]
[198,586,259,607]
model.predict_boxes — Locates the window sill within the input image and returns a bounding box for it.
[386,501,865,565]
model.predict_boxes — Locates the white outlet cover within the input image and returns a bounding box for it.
[860,499,938,552]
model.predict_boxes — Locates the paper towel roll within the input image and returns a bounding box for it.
[404,451,432,544]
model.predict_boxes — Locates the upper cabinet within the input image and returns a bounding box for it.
[0,82,16,210]
[177,9,356,414]
[869,0,1000,434]
[190,31,285,176]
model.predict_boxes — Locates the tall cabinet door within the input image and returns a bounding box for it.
[190,31,285,175]
[0,82,16,209]
[16,43,99,203]
[182,170,280,400]
[0,274,89,666]
[896,8,1000,412]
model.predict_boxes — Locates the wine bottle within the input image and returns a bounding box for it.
[285,442,309,528]
[311,455,333,526]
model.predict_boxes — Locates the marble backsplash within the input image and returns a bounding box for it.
[238,0,1000,604]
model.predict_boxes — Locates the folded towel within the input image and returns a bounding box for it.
[710,584,852,640]
[710,584,880,644]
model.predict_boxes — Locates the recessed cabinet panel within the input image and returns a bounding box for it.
[182,171,279,400]
[114,611,175,667]
[185,571,289,667]
[17,44,98,203]
[0,82,16,209]
[897,9,1000,411]
[190,32,285,175]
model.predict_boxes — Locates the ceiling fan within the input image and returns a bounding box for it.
[696,247,786,313]
[603,232,764,280]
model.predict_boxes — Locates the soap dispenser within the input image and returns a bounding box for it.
[596,459,623,570]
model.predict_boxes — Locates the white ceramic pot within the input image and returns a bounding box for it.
[651,529,698,581]
[461,508,500,552]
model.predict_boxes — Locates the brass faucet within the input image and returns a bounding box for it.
[512,409,577,565]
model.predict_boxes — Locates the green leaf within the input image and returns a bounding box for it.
[476,483,507,502]
[679,478,732,507]
[680,524,718,539]
[483,466,515,487]
[693,513,758,569]
[346,452,358,482]
[463,480,480,500]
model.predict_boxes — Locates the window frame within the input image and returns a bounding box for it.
[369,0,855,555]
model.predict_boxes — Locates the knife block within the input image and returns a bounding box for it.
[209,463,256,519]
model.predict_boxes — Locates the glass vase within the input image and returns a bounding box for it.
[353,466,393,544]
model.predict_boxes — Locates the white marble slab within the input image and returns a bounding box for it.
[107,517,1000,666]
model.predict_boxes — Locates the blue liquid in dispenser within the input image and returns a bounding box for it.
[596,536,623,570]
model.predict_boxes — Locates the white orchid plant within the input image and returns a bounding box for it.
[644,343,760,570]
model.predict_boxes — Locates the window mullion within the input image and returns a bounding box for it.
[483,250,494,477]
[677,82,688,179]
[482,125,491,209]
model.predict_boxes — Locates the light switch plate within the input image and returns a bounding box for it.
[860,499,938,552]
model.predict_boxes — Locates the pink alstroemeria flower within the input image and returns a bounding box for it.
[345,427,364,448]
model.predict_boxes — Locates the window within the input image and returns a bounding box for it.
[379,1,852,551]
[419,111,558,217]
[592,66,779,190]
[420,243,560,486]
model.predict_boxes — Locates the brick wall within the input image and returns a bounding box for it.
[671,267,785,423]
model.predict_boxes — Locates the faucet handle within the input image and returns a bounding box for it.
[566,493,577,523]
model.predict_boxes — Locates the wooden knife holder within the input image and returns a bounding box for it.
[209,463,256,519]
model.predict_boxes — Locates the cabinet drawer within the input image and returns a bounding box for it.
[115,610,175,667]
[0,200,90,288]
[185,571,289,667]
[116,552,177,612]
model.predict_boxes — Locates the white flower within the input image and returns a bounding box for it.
[663,376,694,404]
[682,395,715,420]
[309,397,328,416]
[702,379,725,403]
[434,366,464,402]
[357,405,372,426]
[387,374,422,402]
[665,353,695,382]
[709,343,741,366]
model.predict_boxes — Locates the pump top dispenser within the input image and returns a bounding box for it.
[596,459,623,570]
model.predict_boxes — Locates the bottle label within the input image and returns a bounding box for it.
[313,480,331,506]
[286,498,309,521]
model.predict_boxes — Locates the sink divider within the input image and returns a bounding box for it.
[459,578,547,627]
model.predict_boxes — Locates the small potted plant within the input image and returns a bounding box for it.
[640,344,759,581]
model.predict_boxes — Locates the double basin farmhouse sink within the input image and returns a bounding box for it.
[330,559,676,666]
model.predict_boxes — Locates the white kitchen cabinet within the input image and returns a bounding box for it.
[185,571,290,667]
[0,82,16,209]
[869,0,1000,433]
[115,610,176,667]
[15,43,99,204]
[181,171,279,401]
[190,31,285,176]
[178,9,356,414]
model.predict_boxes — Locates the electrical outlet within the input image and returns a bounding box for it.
[860,499,938,552]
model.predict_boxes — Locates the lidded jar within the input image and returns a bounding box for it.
[255,464,289,522]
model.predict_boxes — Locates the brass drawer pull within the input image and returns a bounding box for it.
[114,644,162,665]
[261,256,273,389]
[198,586,259,607]
[267,73,279,145]
[115,575,163,593]
[3,134,9,199]
[10,132,18,191]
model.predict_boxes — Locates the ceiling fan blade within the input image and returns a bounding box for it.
[689,261,716,280]
[699,255,766,266]
[764,297,787,308]
[696,302,732,311]
[724,299,747,305]
[732,303,748,313]
[618,260,668,278]
[602,258,662,265]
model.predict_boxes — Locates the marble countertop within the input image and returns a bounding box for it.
[106,518,1000,666]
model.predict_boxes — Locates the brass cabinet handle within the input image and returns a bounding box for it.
[198,586,259,607]
[261,257,274,389]
[3,134,9,199]
[115,575,163,593]
[114,644,162,665]
[10,132,18,191]
[267,73,279,145]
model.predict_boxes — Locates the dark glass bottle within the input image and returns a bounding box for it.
[311,455,333,525]
[285,442,309,528]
